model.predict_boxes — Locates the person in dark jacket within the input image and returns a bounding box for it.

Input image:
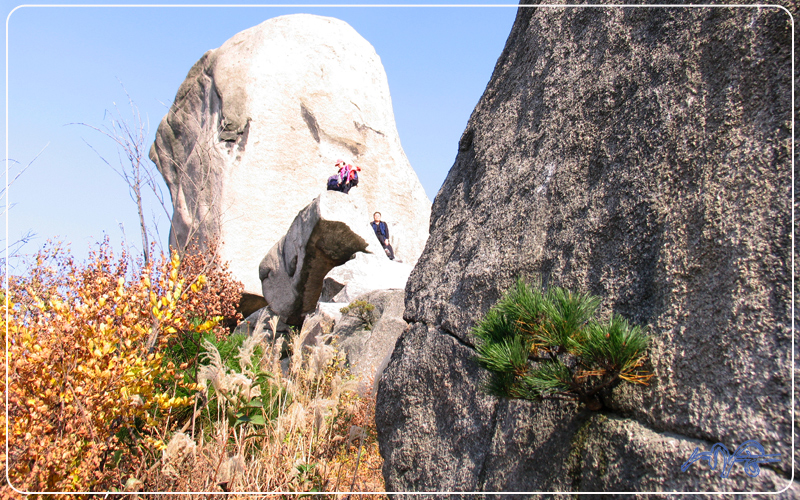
[370,212,395,260]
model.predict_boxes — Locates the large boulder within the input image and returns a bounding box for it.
[377,4,795,495]
[258,190,378,326]
[150,14,431,307]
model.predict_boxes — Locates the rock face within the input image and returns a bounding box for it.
[258,190,412,326]
[377,4,794,495]
[150,14,431,302]
[258,190,377,326]
[324,253,413,304]
[331,289,407,394]
[294,289,406,395]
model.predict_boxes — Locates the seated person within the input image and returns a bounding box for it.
[327,160,347,192]
[370,212,395,260]
[327,160,360,194]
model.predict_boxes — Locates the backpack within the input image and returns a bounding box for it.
[327,175,341,191]
[349,170,359,187]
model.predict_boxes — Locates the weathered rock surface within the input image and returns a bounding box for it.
[150,14,431,305]
[336,289,406,391]
[324,253,414,304]
[232,305,291,338]
[377,4,795,495]
[312,289,407,394]
[258,190,379,326]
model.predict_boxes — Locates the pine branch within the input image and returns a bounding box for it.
[472,277,652,411]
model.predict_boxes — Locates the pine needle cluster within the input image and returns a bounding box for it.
[473,278,653,410]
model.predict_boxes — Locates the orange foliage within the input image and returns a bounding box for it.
[3,241,237,492]
[173,241,243,340]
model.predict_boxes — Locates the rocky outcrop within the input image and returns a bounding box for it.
[323,253,413,304]
[332,289,407,394]
[294,289,406,394]
[232,306,290,338]
[377,4,795,495]
[258,190,378,326]
[150,14,431,306]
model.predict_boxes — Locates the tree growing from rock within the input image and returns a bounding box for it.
[340,300,376,331]
[473,278,652,410]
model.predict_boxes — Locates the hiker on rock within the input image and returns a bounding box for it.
[327,159,360,194]
[370,212,395,260]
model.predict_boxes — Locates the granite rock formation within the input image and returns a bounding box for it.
[324,252,413,304]
[258,190,377,326]
[376,4,795,495]
[232,305,290,338]
[328,289,406,394]
[150,14,431,309]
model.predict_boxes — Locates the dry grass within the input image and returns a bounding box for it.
[137,315,387,495]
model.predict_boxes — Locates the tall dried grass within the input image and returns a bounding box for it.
[138,314,386,495]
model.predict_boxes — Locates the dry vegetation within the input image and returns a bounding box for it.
[2,242,385,496]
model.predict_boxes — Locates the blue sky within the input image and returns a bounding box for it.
[3,1,518,264]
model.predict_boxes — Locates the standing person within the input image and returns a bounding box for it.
[370,212,395,260]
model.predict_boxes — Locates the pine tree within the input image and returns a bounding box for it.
[473,278,653,410]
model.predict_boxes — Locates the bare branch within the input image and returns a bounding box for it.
[73,86,156,267]
[1,150,46,260]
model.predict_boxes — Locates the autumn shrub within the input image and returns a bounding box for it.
[172,240,243,339]
[4,240,384,495]
[153,240,245,417]
[4,241,235,492]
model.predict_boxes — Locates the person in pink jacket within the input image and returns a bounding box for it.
[327,160,360,194]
